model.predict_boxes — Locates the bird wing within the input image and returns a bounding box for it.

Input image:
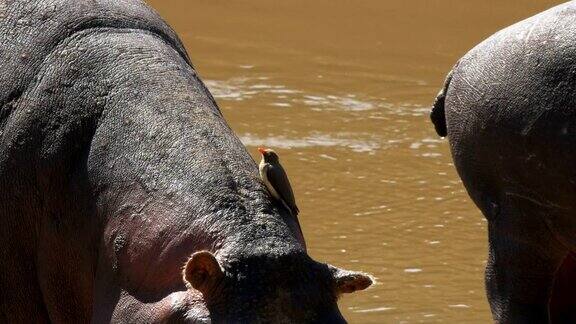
[266,163,299,216]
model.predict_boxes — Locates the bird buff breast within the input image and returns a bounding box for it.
[259,161,281,200]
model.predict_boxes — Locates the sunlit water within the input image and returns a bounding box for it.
[146,1,565,322]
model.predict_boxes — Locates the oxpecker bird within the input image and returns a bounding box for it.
[258,147,299,216]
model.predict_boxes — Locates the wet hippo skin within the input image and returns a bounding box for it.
[432,2,576,323]
[0,1,372,322]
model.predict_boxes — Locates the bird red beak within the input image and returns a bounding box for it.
[258,147,266,155]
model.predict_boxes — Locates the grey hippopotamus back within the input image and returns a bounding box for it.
[0,0,372,322]
[432,2,576,323]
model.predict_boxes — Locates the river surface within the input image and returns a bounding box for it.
[146,1,565,322]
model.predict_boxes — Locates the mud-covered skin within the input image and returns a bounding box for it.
[0,1,371,322]
[432,2,576,323]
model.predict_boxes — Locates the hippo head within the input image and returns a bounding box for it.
[159,250,372,323]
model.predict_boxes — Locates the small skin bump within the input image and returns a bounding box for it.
[113,234,127,254]
[490,201,499,219]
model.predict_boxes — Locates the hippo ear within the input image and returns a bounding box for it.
[182,251,224,294]
[330,265,373,295]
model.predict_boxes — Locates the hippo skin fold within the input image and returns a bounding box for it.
[432,2,576,323]
[0,0,372,322]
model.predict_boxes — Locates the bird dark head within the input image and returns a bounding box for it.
[258,147,279,163]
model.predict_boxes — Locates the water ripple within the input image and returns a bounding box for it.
[239,132,381,153]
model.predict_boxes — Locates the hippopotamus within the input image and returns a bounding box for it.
[0,0,372,322]
[431,2,576,323]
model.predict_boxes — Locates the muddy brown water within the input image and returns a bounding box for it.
[146,1,565,322]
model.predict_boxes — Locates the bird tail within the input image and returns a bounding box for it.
[291,204,299,217]
[280,199,298,217]
[284,201,305,250]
